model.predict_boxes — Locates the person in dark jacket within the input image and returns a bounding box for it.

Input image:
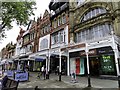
[2,73,8,88]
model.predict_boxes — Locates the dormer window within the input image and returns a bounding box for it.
[81,7,107,22]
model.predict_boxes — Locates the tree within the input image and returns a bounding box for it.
[0,1,36,39]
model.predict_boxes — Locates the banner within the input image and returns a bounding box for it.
[14,72,29,81]
[6,70,13,77]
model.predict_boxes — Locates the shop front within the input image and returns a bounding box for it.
[29,54,46,72]
[97,46,116,76]
[69,46,117,76]
[50,54,67,75]
[69,49,97,76]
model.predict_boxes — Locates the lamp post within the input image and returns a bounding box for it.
[46,49,50,79]
[59,47,62,81]
[85,43,91,87]
[111,30,120,88]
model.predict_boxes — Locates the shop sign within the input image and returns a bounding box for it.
[97,46,114,54]
[80,49,96,56]
[69,43,85,50]
[14,72,28,81]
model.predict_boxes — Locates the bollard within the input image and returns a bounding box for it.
[59,72,61,81]
[46,73,49,79]
[87,74,91,87]
[118,75,120,88]
[28,72,29,81]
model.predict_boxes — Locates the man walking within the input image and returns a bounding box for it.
[41,65,46,80]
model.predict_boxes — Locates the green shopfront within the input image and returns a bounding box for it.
[97,46,116,75]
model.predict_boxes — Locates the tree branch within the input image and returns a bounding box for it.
[2,21,7,29]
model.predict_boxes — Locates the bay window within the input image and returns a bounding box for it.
[51,30,65,45]
[76,23,112,43]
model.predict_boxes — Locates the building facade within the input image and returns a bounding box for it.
[49,1,69,75]
[29,10,51,72]
[69,0,120,76]
[1,0,120,78]
[1,42,16,70]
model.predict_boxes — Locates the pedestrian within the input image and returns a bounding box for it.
[37,67,41,78]
[71,70,77,83]
[41,65,46,80]
[57,66,59,75]
[43,67,46,80]
[1,73,8,88]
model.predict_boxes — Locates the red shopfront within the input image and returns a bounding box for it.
[70,49,97,75]
[76,58,80,74]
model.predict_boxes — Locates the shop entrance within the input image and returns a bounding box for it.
[50,55,67,75]
[89,57,100,76]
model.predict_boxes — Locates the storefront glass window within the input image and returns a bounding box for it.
[100,55,115,75]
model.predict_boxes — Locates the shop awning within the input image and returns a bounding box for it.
[30,55,46,62]
[35,58,45,62]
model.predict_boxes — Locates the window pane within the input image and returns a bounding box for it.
[81,8,106,22]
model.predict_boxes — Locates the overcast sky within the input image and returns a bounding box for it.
[0,0,51,51]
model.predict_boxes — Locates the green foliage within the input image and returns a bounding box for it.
[0,1,36,38]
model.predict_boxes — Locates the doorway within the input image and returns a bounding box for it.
[89,57,100,76]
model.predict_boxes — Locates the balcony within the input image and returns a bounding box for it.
[50,2,69,19]
[49,1,67,11]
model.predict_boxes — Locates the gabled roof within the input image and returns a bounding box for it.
[43,9,49,18]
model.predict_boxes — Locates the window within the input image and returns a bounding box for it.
[54,19,57,28]
[59,30,64,43]
[23,35,29,43]
[81,8,107,22]
[40,39,48,49]
[62,14,66,24]
[76,23,113,43]
[58,17,60,26]
[41,28,43,35]
[30,33,34,40]
[51,29,65,45]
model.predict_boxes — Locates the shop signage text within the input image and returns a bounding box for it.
[80,49,96,56]
[14,72,28,81]
[97,46,114,54]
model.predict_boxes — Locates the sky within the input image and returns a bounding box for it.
[0,0,51,51]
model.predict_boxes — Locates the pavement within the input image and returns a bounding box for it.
[17,72,119,90]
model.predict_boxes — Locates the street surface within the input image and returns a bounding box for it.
[17,72,118,90]
[0,72,119,90]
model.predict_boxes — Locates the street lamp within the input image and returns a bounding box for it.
[85,43,91,87]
